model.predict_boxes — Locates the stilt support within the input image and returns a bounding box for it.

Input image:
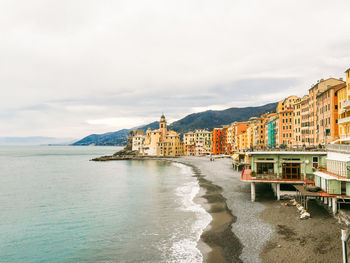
[342,229,350,263]
[333,197,338,215]
[251,182,256,202]
[276,183,281,201]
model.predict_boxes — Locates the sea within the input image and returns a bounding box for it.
[0,146,211,263]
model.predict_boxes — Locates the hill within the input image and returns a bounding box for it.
[72,102,277,146]
[72,122,159,146]
[167,102,276,133]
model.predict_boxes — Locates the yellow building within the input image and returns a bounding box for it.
[237,131,248,151]
[292,97,302,146]
[247,118,257,149]
[135,115,184,157]
[195,130,212,155]
[183,131,195,156]
[157,130,184,157]
[338,69,350,139]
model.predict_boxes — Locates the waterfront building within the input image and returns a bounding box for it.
[338,69,350,140]
[265,113,279,148]
[316,82,344,144]
[233,122,247,151]
[300,95,311,145]
[131,129,145,152]
[133,115,184,157]
[247,118,258,150]
[195,129,212,155]
[253,115,267,149]
[277,96,300,146]
[213,128,227,154]
[157,130,184,157]
[313,143,350,214]
[292,98,302,146]
[309,78,344,145]
[183,131,195,156]
[241,150,327,201]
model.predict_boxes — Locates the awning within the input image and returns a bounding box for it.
[314,171,350,181]
[326,152,350,162]
[254,160,276,163]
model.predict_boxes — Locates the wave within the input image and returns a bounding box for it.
[168,163,212,263]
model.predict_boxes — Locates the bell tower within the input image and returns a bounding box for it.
[159,114,167,140]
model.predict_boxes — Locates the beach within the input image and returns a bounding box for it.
[173,156,343,263]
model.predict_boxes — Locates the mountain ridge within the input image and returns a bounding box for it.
[72,102,277,146]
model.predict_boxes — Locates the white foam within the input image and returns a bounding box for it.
[168,163,212,263]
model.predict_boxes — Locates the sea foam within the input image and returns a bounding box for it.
[167,163,212,263]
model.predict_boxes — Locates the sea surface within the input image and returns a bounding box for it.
[0,146,211,263]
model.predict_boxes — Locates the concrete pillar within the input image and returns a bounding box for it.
[341,229,349,263]
[328,198,332,207]
[332,198,338,215]
[271,183,276,197]
[324,197,328,205]
[251,182,256,202]
[277,183,281,201]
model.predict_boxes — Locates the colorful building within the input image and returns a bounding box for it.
[338,69,350,140]
[195,129,212,155]
[316,83,344,144]
[309,78,344,145]
[292,98,302,146]
[213,128,227,154]
[132,115,184,157]
[277,96,299,146]
[241,151,327,201]
[265,113,278,148]
[183,131,195,156]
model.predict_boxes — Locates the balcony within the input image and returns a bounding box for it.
[338,116,350,124]
[326,144,350,153]
[343,101,350,109]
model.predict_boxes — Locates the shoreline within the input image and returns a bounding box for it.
[93,155,242,262]
[173,160,243,263]
[93,154,345,262]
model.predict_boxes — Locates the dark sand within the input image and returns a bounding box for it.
[258,183,343,263]
[177,162,243,263]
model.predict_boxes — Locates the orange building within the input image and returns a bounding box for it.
[316,83,345,144]
[277,96,299,146]
[212,128,227,154]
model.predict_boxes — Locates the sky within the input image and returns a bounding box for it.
[1,0,350,139]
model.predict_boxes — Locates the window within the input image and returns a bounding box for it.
[312,156,319,168]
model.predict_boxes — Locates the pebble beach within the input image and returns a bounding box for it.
[173,156,343,263]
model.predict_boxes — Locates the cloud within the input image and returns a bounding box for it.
[0,0,350,137]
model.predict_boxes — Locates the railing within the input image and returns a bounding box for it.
[254,173,280,179]
[338,116,350,124]
[343,101,350,109]
[244,146,326,152]
[326,144,350,153]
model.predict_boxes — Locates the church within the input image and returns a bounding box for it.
[131,115,184,157]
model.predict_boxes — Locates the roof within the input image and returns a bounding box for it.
[345,68,350,73]
[315,171,350,182]
[316,82,346,97]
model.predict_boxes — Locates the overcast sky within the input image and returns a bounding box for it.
[1,0,350,139]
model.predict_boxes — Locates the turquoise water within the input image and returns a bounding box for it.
[0,146,210,263]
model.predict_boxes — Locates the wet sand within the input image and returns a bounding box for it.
[170,160,243,263]
[173,157,271,262]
